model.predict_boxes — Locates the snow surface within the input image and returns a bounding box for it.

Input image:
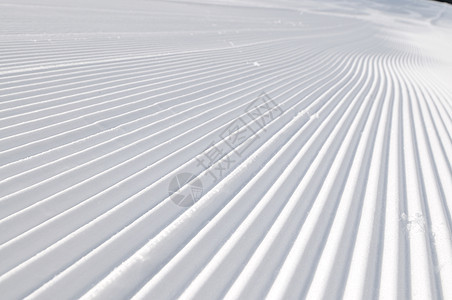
[0,0,451,299]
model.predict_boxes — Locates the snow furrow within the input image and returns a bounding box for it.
[0,0,451,299]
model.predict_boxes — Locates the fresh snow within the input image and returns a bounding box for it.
[0,0,451,299]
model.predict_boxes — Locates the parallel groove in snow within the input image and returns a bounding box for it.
[0,0,451,299]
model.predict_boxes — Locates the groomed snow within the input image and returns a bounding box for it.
[0,0,451,299]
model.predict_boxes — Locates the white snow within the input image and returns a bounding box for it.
[0,0,451,299]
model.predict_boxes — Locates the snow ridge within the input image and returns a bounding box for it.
[0,0,451,299]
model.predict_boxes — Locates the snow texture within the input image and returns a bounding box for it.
[0,0,451,299]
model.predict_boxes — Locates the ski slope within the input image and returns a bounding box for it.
[0,0,452,299]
